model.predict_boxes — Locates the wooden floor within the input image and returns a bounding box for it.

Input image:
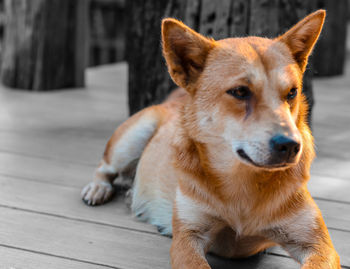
[0,57,350,269]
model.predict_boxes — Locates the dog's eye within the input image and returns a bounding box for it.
[226,86,251,100]
[287,88,298,100]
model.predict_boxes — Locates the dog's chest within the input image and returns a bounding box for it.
[176,188,277,236]
[222,202,269,235]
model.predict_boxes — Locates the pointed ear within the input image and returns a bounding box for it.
[162,18,215,91]
[277,10,325,72]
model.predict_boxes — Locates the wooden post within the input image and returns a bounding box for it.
[313,0,348,76]
[1,0,88,91]
[126,0,173,115]
[127,0,316,124]
[249,0,279,37]
[89,0,125,66]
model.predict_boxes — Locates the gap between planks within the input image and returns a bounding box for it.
[0,244,121,269]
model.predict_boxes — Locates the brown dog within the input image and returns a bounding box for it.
[82,9,340,268]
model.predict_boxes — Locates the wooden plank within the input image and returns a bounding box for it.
[0,151,95,187]
[308,175,350,203]
[0,61,128,163]
[0,175,157,233]
[0,130,107,166]
[311,157,350,181]
[0,206,301,269]
[332,228,350,267]
[311,66,350,161]
[85,62,128,93]
[0,74,127,166]
[0,207,170,269]
[0,89,126,133]
[0,246,112,269]
[313,126,350,160]
[0,63,128,131]
[315,199,350,231]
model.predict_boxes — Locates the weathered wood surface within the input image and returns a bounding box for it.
[126,0,174,115]
[0,57,349,268]
[0,246,110,269]
[89,0,126,66]
[313,0,348,76]
[249,0,279,37]
[0,175,157,233]
[0,207,172,269]
[199,0,232,39]
[1,0,88,91]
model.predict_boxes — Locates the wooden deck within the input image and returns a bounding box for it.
[0,57,349,269]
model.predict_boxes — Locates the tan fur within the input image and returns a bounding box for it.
[82,10,340,268]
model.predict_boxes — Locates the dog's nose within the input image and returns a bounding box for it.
[269,134,301,163]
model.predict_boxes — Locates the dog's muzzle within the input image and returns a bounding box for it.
[236,134,301,169]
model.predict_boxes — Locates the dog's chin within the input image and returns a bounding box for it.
[236,149,297,171]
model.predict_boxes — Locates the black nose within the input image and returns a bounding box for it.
[269,134,301,163]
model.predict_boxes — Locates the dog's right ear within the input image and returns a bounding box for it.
[162,18,215,92]
[277,10,325,73]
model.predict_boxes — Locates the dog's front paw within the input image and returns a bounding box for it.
[81,181,114,206]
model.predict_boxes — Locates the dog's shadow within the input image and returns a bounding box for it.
[207,252,298,269]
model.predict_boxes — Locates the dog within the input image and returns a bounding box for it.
[82,9,340,269]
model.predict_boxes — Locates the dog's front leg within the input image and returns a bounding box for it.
[170,190,220,269]
[298,213,340,269]
[301,249,340,269]
[267,201,340,269]
[171,227,211,269]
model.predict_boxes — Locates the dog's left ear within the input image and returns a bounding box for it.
[162,18,215,92]
[278,9,325,72]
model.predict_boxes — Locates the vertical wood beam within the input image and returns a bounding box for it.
[1,0,88,91]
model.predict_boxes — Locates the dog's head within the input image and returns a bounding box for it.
[162,10,325,171]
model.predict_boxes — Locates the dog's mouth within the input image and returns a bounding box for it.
[236,149,290,169]
[237,149,255,164]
